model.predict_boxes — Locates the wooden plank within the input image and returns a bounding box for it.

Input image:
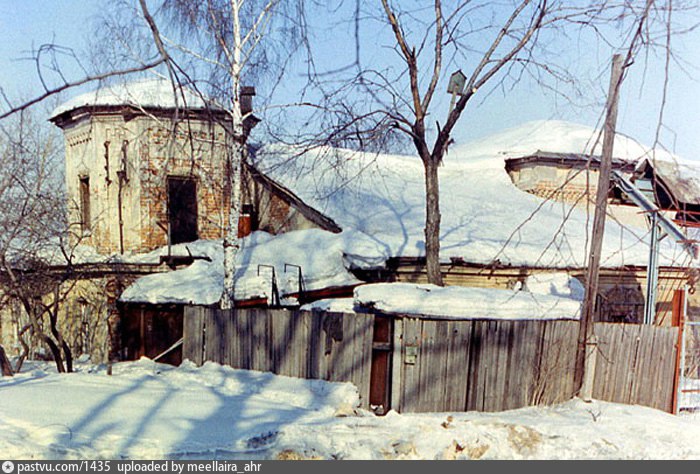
[247,309,258,371]
[252,309,270,372]
[646,325,670,409]
[444,320,470,412]
[236,309,250,370]
[466,320,484,411]
[596,323,618,402]
[500,320,516,410]
[308,310,324,380]
[504,320,527,410]
[647,326,664,410]
[415,320,431,411]
[401,318,421,413]
[390,317,404,412]
[592,323,613,401]
[221,307,232,367]
[664,326,680,411]
[632,324,654,406]
[320,312,333,381]
[182,306,204,365]
[524,321,547,407]
[485,321,502,411]
[562,321,579,400]
[612,325,636,404]
[640,324,659,407]
[493,320,513,411]
[275,309,296,377]
[478,321,492,411]
[435,320,451,411]
[549,321,578,403]
[538,320,577,405]
[359,313,375,410]
[327,311,352,383]
[348,312,366,407]
[229,308,243,369]
[292,310,310,379]
[530,320,548,406]
[203,307,221,363]
[269,309,281,374]
[417,320,440,411]
[654,326,678,412]
[622,325,641,404]
[597,323,616,402]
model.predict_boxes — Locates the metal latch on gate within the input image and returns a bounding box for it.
[405,345,418,365]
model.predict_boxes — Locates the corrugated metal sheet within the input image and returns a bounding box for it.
[638,158,700,205]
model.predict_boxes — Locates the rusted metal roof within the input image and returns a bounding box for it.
[636,158,700,206]
[504,150,637,173]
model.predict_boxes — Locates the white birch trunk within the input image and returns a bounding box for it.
[220,0,244,310]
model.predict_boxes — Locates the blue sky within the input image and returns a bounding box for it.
[1,1,699,160]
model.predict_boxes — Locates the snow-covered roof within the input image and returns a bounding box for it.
[253,120,693,269]
[119,230,361,305]
[50,78,216,119]
[118,120,696,307]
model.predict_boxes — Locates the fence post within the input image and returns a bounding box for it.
[672,287,687,414]
[390,318,404,412]
[580,333,598,401]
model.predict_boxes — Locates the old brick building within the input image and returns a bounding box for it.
[504,151,648,229]
[50,78,243,254]
[0,79,267,364]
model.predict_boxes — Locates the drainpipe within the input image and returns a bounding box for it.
[117,176,125,255]
[116,140,129,255]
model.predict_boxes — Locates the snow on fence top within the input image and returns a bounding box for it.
[253,120,690,269]
[51,78,215,119]
[353,282,581,320]
[299,276,582,321]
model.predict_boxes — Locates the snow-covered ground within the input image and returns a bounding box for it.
[2,359,700,460]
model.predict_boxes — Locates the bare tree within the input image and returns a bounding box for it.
[302,1,688,286]
[0,108,81,373]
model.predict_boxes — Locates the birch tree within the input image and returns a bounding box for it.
[135,0,306,309]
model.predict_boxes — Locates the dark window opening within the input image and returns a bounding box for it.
[79,176,90,232]
[120,306,183,365]
[168,177,198,244]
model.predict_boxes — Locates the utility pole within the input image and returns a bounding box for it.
[574,54,624,393]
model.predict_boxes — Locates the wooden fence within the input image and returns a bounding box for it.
[183,306,679,413]
[393,318,579,413]
[591,323,678,412]
[183,306,375,408]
